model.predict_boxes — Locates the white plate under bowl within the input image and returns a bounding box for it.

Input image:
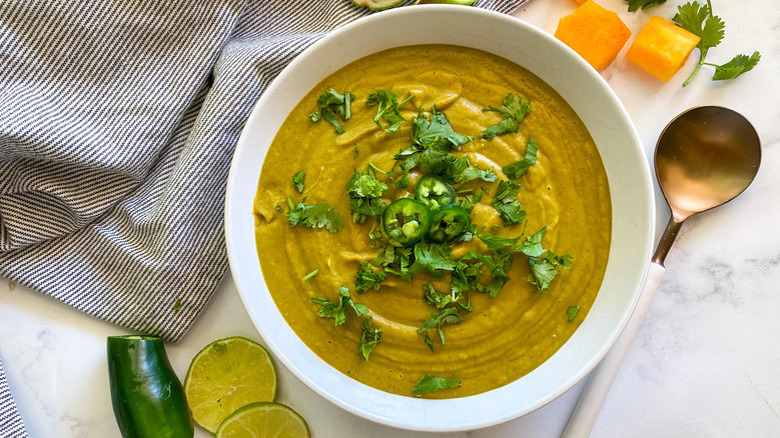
[225,5,655,432]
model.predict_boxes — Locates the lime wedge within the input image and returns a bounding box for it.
[215,402,310,438]
[350,0,407,11]
[184,337,277,433]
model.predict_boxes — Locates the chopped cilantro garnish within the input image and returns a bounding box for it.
[411,375,461,396]
[346,168,389,223]
[354,262,387,294]
[409,242,457,278]
[567,305,581,322]
[481,93,531,140]
[492,180,526,225]
[173,299,182,311]
[412,106,472,151]
[291,170,305,194]
[417,307,462,346]
[312,286,368,325]
[423,283,472,312]
[366,89,414,132]
[527,250,574,293]
[359,317,382,361]
[512,226,548,257]
[309,88,355,134]
[301,269,319,282]
[478,233,521,251]
[459,166,497,184]
[451,254,483,295]
[502,137,539,179]
[286,198,344,233]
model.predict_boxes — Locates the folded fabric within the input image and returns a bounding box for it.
[0,359,27,438]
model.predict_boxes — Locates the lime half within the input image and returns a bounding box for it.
[216,402,310,438]
[350,0,407,11]
[184,337,277,433]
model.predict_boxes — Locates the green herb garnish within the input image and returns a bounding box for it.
[422,283,471,312]
[481,93,531,140]
[346,167,389,223]
[502,137,539,179]
[625,0,666,12]
[312,286,368,325]
[673,1,760,86]
[359,317,382,361]
[302,269,319,282]
[408,242,457,278]
[291,170,305,194]
[309,88,355,133]
[173,299,182,311]
[527,250,574,293]
[287,198,344,233]
[567,305,581,322]
[491,180,526,225]
[354,262,387,294]
[411,375,461,396]
[366,89,414,132]
[417,307,463,346]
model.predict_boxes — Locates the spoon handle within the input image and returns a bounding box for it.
[561,262,666,438]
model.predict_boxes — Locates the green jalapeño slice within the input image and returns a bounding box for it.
[382,198,432,246]
[426,206,472,243]
[414,174,457,212]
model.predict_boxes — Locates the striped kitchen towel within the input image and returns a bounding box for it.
[0,359,26,438]
[0,0,524,432]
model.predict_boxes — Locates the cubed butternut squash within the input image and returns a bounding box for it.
[572,0,587,5]
[625,16,701,82]
[554,1,631,71]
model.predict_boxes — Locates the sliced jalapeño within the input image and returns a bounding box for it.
[414,174,457,212]
[382,198,432,246]
[426,206,472,243]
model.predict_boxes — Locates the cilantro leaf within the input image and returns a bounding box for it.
[492,180,526,225]
[346,168,389,223]
[417,307,462,345]
[527,250,574,293]
[366,89,414,132]
[355,262,387,294]
[372,245,414,281]
[478,250,513,297]
[423,283,471,312]
[502,137,539,179]
[309,88,355,134]
[287,198,344,233]
[311,286,368,325]
[567,305,581,322]
[420,150,470,184]
[481,93,531,140]
[625,0,666,12]
[459,166,497,184]
[512,226,547,257]
[673,1,726,86]
[359,317,382,361]
[411,375,461,396]
[409,242,457,278]
[411,106,472,152]
[478,233,521,251]
[707,51,761,80]
[291,170,305,193]
[481,118,518,141]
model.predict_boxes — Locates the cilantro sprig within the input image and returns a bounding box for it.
[411,375,461,396]
[359,317,382,361]
[673,1,760,86]
[481,93,531,140]
[366,89,414,132]
[625,0,666,12]
[346,167,389,223]
[309,88,355,134]
[286,198,344,233]
[312,286,368,325]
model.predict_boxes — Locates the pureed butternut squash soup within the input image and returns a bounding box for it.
[253,45,611,398]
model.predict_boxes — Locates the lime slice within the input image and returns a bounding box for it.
[184,337,277,433]
[215,402,310,438]
[350,0,407,11]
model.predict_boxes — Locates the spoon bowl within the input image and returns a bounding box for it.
[563,106,761,438]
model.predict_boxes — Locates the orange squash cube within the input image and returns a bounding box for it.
[554,1,632,71]
[572,0,587,5]
[625,16,701,82]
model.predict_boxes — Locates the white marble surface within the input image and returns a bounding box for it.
[2,1,779,436]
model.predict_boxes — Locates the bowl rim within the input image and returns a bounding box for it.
[225,4,655,432]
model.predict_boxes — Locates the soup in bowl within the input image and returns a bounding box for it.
[226,5,654,432]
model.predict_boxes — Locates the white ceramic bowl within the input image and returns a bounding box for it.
[225,5,655,432]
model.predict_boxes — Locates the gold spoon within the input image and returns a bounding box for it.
[563,106,761,437]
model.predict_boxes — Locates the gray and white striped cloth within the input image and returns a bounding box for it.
[0,0,524,434]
